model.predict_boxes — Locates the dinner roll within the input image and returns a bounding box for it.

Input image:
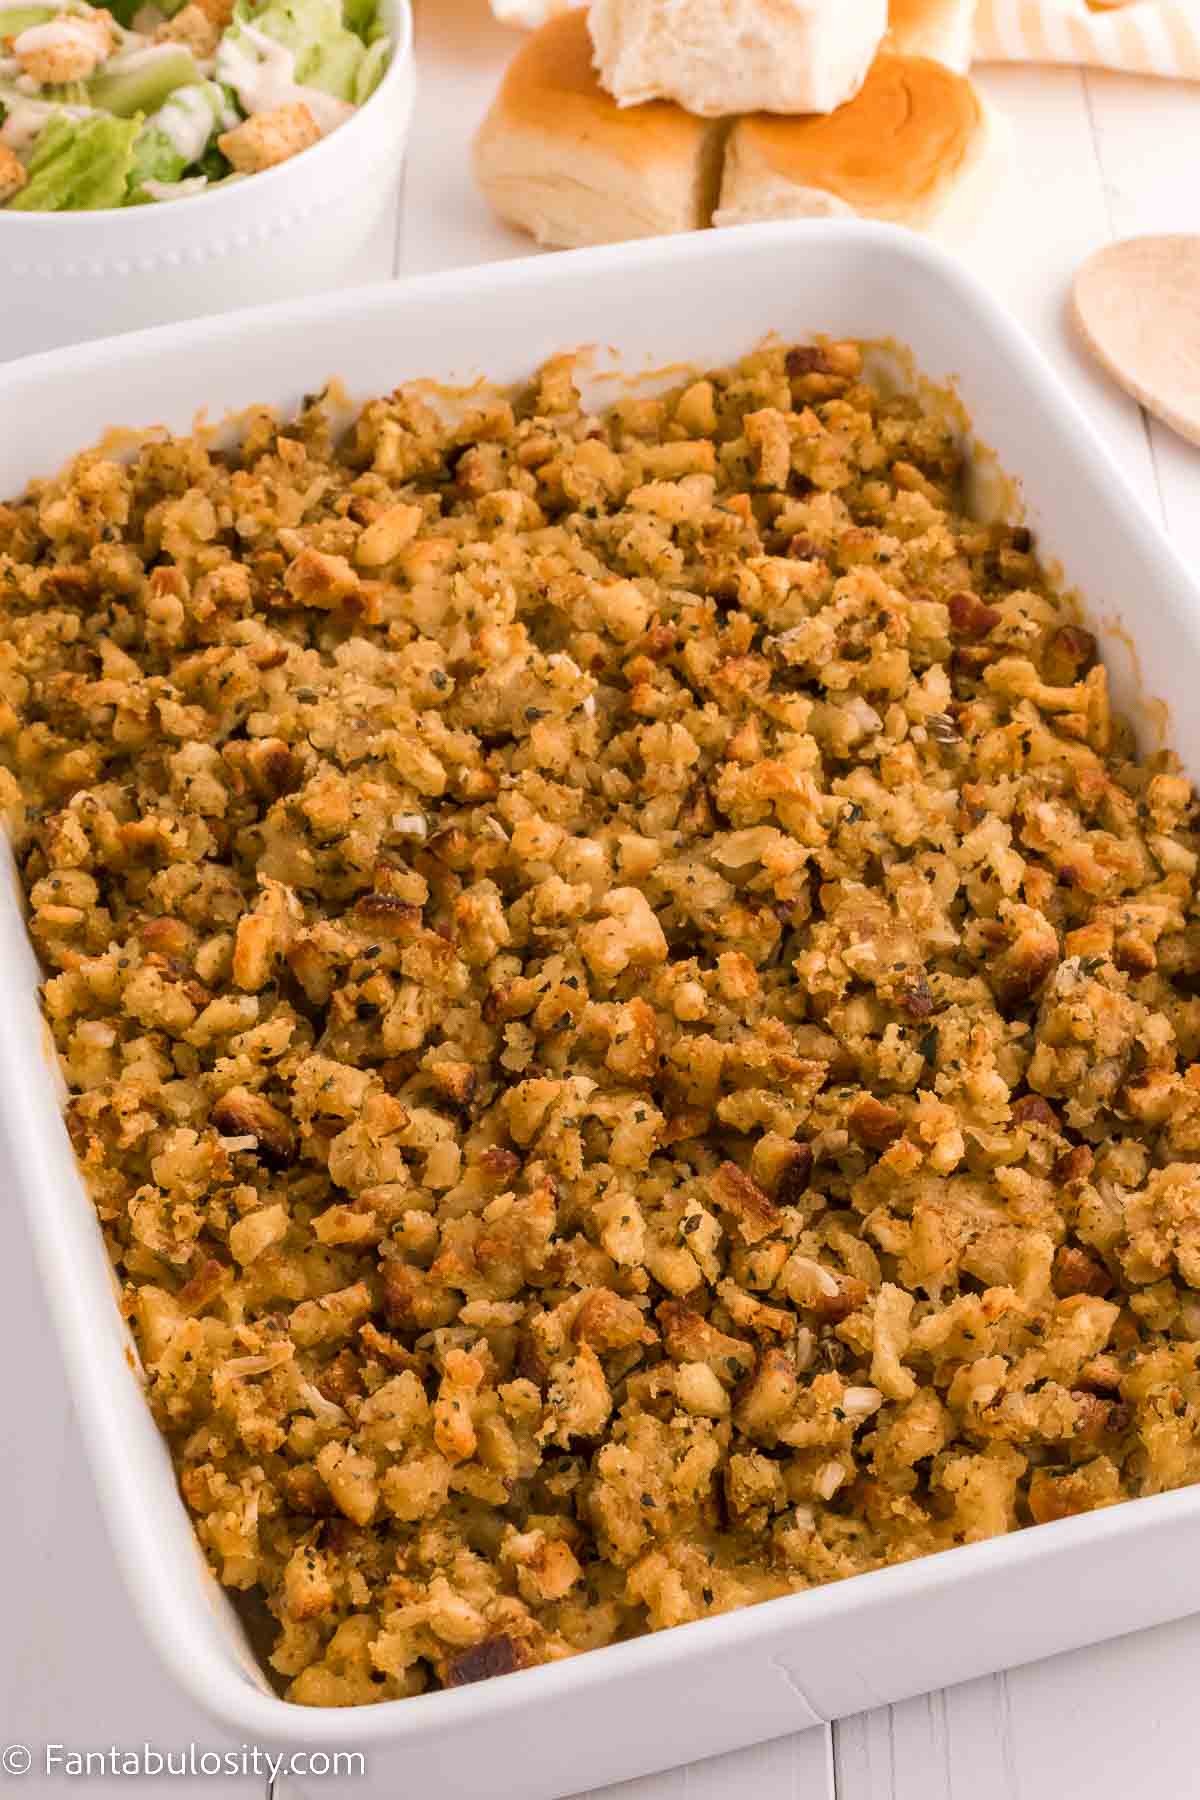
[885,0,978,72]
[489,0,574,26]
[714,55,1007,242]
[588,0,889,117]
[473,8,725,248]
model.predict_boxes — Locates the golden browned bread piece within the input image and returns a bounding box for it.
[715,54,1007,240]
[473,8,726,248]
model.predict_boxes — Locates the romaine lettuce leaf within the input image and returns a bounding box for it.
[8,108,140,209]
[352,32,385,103]
[0,6,55,35]
[236,0,363,100]
[88,43,197,116]
[126,77,227,196]
[341,0,375,42]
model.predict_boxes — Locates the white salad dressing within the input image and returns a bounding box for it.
[13,13,110,58]
[141,171,207,198]
[155,81,215,160]
[0,92,93,146]
[216,23,352,133]
[35,0,108,19]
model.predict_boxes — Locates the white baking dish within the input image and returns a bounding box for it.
[3,223,1200,1800]
[0,0,414,363]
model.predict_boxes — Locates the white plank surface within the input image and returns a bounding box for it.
[1080,69,1200,565]
[4,10,1200,1800]
[577,1724,836,1800]
[835,1610,1200,1800]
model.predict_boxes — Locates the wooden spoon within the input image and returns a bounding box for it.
[1072,235,1200,449]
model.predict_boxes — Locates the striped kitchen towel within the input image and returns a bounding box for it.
[974,0,1200,76]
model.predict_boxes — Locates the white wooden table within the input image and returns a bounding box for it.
[3,6,1199,1795]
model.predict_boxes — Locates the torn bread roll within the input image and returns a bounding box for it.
[588,0,889,117]
[473,9,725,248]
[715,55,1007,243]
[885,0,979,72]
[489,0,575,27]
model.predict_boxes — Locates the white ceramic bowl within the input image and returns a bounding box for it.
[3,226,1200,1800]
[1,0,414,362]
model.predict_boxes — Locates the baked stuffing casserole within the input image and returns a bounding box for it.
[2,341,1199,1708]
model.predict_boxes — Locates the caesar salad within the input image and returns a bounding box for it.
[0,0,390,208]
